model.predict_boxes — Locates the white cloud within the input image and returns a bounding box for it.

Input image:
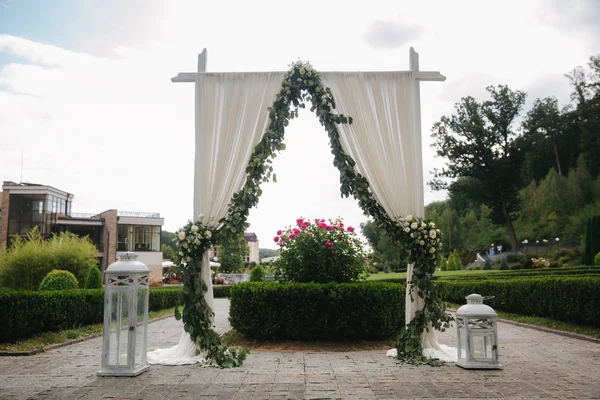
[363,19,421,49]
[1,0,597,250]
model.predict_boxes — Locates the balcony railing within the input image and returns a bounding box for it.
[117,211,161,218]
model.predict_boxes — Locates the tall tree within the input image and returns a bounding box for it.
[217,234,249,274]
[431,85,526,251]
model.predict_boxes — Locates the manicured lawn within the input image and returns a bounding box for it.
[366,268,491,281]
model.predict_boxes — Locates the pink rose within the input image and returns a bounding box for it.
[274,236,280,242]
[325,226,332,231]
[289,233,296,239]
[277,229,283,235]
[347,226,355,232]
[325,241,334,247]
[296,218,304,226]
[293,228,300,234]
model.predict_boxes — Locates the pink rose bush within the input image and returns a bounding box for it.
[274,217,367,283]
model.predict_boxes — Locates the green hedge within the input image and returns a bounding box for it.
[0,287,183,343]
[437,276,600,327]
[213,285,230,298]
[229,281,405,340]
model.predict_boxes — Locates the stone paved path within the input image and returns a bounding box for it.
[1,299,599,399]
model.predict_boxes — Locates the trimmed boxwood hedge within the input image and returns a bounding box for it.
[213,285,230,298]
[436,276,600,327]
[229,281,405,340]
[0,287,183,343]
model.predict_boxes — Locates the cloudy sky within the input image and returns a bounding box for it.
[1,0,598,250]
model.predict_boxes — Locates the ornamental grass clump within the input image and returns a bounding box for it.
[273,217,368,283]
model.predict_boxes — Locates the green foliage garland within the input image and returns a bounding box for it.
[173,219,248,368]
[177,60,451,367]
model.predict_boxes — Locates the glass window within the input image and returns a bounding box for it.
[117,224,161,252]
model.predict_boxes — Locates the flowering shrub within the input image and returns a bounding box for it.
[274,217,368,283]
[531,257,550,268]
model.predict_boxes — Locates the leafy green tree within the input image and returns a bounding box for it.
[259,248,279,260]
[360,220,406,272]
[85,265,103,289]
[217,234,248,273]
[161,244,176,261]
[431,85,527,251]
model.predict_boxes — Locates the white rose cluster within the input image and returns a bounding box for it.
[174,219,216,264]
[397,215,442,258]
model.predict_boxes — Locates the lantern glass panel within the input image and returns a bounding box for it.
[134,287,148,366]
[471,335,493,360]
[458,330,467,359]
[109,291,130,366]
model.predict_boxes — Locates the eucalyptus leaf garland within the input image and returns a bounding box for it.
[176,60,451,368]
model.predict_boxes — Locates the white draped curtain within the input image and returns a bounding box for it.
[149,69,455,365]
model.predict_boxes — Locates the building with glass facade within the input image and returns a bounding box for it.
[0,181,164,281]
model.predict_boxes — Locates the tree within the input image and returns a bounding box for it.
[84,265,103,289]
[431,85,527,251]
[259,248,279,261]
[217,234,249,273]
[161,244,176,261]
[360,220,406,272]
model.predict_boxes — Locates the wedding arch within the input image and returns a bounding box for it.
[147,48,454,367]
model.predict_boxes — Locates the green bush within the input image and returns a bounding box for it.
[0,228,98,290]
[594,252,600,266]
[447,249,462,271]
[437,276,600,327]
[274,218,368,283]
[229,281,404,340]
[250,265,266,282]
[84,266,103,289]
[39,270,78,291]
[213,285,230,298]
[0,287,183,343]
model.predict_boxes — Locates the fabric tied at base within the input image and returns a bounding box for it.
[147,330,204,365]
[386,343,457,363]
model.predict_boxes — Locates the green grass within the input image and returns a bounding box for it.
[366,268,491,281]
[0,307,177,352]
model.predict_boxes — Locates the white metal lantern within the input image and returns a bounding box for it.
[99,252,150,376]
[455,293,502,369]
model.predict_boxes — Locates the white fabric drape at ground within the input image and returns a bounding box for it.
[148,70,456,365]
[148,72,284,365]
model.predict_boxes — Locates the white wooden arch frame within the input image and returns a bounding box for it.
[171,47,445,218]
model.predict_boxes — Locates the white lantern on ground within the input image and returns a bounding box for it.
[455,293,502,369]
[99,252,150,376]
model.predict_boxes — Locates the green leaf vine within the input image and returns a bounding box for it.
[176,60,451,368]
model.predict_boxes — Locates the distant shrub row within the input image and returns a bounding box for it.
[229,282,404,340]
[436,276,600,327]
[0,287,182,343]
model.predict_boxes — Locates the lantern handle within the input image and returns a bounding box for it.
[483,296,495,301]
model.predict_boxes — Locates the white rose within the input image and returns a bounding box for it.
[429,230,437,239]
[421,222,426,228]
[430,247,436,253]
[404,227,410,233]
[419,240,425,246]
[186,256,192,262]
[191,225,199,233]
[198,213,204,221]
[296,78,302,83]
[205,231,212,239]
[299,68,306,75]
[411,222,418,230]
[182,242,188,249]
[178,251,184,256]
[406,215,413,222]
[429,222,435,228]
[306,64,313,72]
[177,231,186,240]
[315,86,321,92]
[295,60,302,66]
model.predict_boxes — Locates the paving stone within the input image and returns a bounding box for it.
[2,298,600,399]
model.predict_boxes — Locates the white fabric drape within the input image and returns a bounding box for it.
[322,72,455,362]
[148,72,284,365]
[322,72,423,219]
